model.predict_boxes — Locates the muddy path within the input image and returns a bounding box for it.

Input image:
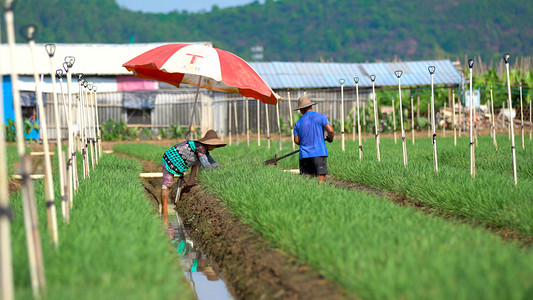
[327,177,532,247]
[120,153,350,300]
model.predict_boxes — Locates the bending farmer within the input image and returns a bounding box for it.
[293,96,334,183]
[161,129,226,223]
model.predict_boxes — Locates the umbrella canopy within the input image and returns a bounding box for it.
[123,43,280,105]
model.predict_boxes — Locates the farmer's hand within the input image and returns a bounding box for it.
[211,162,222,168]
[325,136,333,143]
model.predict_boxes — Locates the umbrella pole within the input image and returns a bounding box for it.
[26,26,59,247]
[257,99,261,147]
[265,103,271,150]
[354,78,362,161]
[186,77,202,141]
[46,45,68,223]
[276,99,282,151]
[245,97,250,147]
[370,75,380,162]
[288,89,295,150]
[504,54,517,185]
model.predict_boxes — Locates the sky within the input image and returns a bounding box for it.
[115,0,262,13]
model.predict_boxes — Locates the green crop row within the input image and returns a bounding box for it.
[114,142,533,300]
[8,148,193,300]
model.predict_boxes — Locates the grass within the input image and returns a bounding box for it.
[8,149,194,300]
[114,141,533,300]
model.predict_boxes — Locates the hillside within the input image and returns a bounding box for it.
[8,0,533,63]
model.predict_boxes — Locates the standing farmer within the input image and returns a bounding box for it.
[294,96,335,182]
[161,129,225,224]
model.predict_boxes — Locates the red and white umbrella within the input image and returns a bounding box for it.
[123,43,280,105]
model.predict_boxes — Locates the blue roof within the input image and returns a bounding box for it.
[249,60,462,89]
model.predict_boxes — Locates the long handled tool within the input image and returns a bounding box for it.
[264,149,299,165]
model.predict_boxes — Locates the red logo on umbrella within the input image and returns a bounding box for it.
[186,53,203,64]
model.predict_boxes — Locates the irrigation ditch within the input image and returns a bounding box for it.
[122,152,349,300]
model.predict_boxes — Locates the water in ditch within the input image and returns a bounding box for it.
[168,211,233,300]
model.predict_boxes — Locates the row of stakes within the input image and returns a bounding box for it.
[0,1,103,298]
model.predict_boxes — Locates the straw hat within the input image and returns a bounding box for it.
[294,96,316,111]
[197,129,226,147]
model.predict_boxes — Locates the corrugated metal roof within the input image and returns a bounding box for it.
[250,60,462,89]
[0,42,461,90]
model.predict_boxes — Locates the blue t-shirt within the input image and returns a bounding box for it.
[294,110,330,159]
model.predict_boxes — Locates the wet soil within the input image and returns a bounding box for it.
[126,154,350,300]
[328,177,533,247]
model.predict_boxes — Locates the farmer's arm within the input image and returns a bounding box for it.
[294,135,300,145]
[206,154,221,168]
[325,124,334,142]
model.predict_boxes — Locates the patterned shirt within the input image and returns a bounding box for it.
[162,141,208,175]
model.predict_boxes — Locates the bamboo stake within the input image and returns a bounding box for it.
[443,102,446,137]
[77,77,88,178]
[94,86,101,158]
[370,75,380,162]
[26,25,59,247]
[490,86,498,150]
[5,3,46,295]
[46,44,69,223]
[468,59,475,178]
[392,97,397,144]
[458,95,462,137]
[228,99,232,146]
[527,95,533,141]
[0,13,14,299]
[428,66,438,173]
[287,89,295,150]
[504,54,517,185]
[57,70,74,209]
[64,59,79,194]
[411,94,415,145]
[395,70,407,167]
[89,84,99,162]
[86,83,95,169]
[453,89,457,146]
[354,77,362,160]
[233,99,239,146]
[519,82,524,149]
[266,103,271,150]
[352,85,356,143]
[275,98,282,151]
[256,99,261,147]
[245,97,250,147]
[339,79,345,152]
